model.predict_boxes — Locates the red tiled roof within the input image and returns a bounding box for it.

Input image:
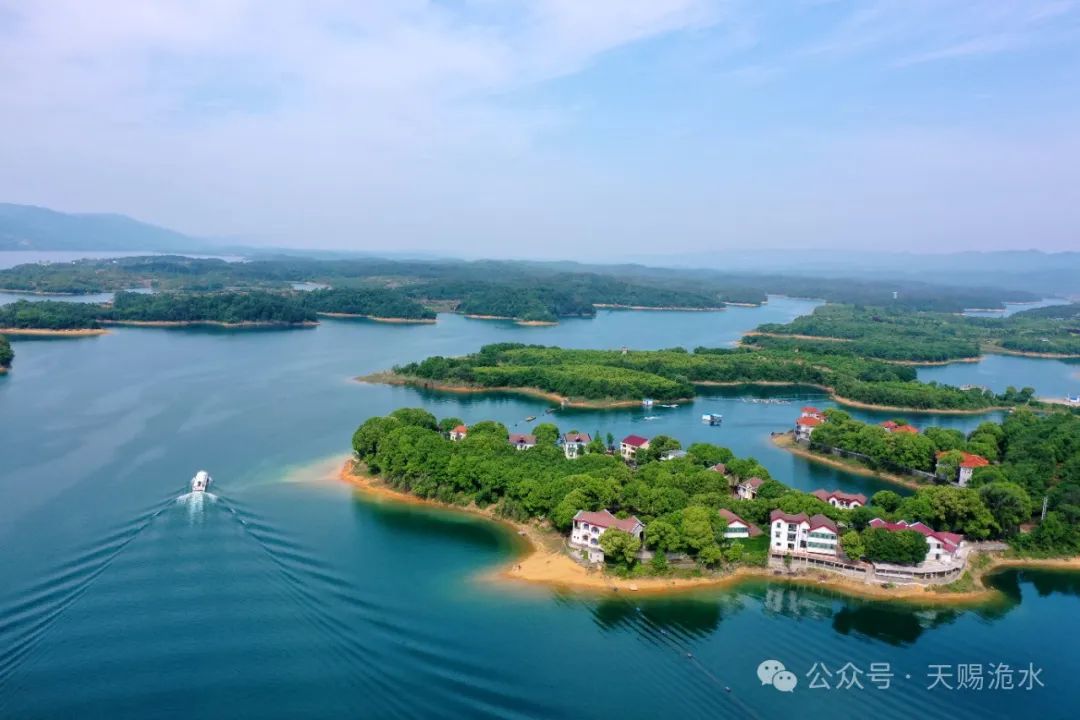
[719,508,763,537]
[881,420,899,430]
[709,463,728,474]
[811,489,867,505]
[796,416,824,427]
[563,432,591,443]
[621,434,650,447]
[936,451,990,468]
[893,425,918,434]
[743,477,765,488]
[802,406,820,414]
[573,509,642,533]
[452,424,467,434]
[868,518,964,553]
[508,433,536,445]
[770,509,809,525]
[808,514,837,533]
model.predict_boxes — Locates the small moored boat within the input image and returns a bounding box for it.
[191,470,212,493]
[701,413,723,426]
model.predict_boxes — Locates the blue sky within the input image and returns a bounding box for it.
[1,0,1078,256]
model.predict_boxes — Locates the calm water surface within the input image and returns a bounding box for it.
[1,301,1075,719]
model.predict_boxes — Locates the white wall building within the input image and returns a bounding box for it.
[620,434,650,461]
[868,518,966,564]
[734,477,764,500]
[508,433,536,450]
[562,432,591,459]
[770,510,838,556]
[570,510,645,564]
[719,509,762,539]
[811,489,867,509]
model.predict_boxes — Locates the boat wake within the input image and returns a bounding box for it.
[175,490,218,524]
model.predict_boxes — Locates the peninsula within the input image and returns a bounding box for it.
[343,408,1080,602]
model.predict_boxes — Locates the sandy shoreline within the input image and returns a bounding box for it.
[982,344,1080,360]
[337,460,1078,604]
[0,326,108,337]
[771,432,923,490]
[694,380,1006,415]
[594,304,726,312]
[462,314,559,326]
[356,372,689,409]
[318,312,436,324]
[361,372,1001,415]
[743,332,1080,363]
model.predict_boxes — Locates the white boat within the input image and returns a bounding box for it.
[660,403,679,408]
[642,398,654,407]
[191,470,212,493]
[701,413,723,426]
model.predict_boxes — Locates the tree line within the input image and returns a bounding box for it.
[394,343,1013,410]
[0,335,12,368]
[0,292,317,328]
[755,303,1080,361]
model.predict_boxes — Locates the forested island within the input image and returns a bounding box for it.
[750,303,1080,362]
[0,291,316,330]
[0,335,12,370]
[791,409,1079,512]
[0,254,1045,323]
[379,342,1021,411]
[346,409,1079,594]
[300,288,435,321]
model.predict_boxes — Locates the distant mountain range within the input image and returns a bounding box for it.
[0,203,209,252]
[622,249,1080,298]
[2,202,1076,298]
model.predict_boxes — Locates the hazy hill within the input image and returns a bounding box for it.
[0,203,207,252]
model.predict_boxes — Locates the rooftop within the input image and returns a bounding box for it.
[719,508,762,536]
[573,509,642,533]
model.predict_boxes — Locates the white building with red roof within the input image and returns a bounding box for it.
[794,414,824,442]
[734,476,765,500]
[449,424,468,441]
[719,509,762,540]
[570,509,645,563]
[881,420,918,434]
[619,434,650,461]
[935,450,990,486]
[769,509,838,556]
[868,518,966,564]
[508,433,537,450]
[811,489,867,509]
[562,432,591,459]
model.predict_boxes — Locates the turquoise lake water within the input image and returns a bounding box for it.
[1,298,1077,718]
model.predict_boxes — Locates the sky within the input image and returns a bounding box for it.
[1,0,1079,257]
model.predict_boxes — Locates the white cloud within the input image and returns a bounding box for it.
[0,0,1078,255]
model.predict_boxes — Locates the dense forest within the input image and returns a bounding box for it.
[804,409,1080,555]
[109,291,316,325]
[753,304,1080,361]
[393,343,1014,410]
[0,292,316,328]
[0,300,105,329]
[0,335,11,368]
[300,288,435,320]
[351,409,1074,570]
[0,255,1043,322]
